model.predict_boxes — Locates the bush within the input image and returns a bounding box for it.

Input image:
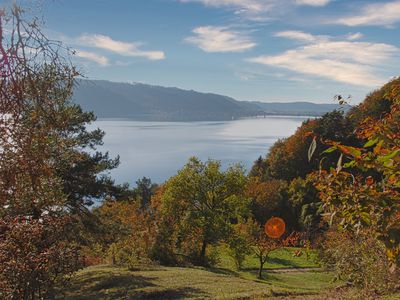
[320,229,399,298]
[0,216,82,299]
[226,225,252,270]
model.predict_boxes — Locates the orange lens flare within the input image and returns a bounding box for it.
[265,217,286,239]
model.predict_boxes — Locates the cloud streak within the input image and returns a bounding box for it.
[274,30,328,43]
[180,0,273,14]
[77,34,165,60]
[345,32,363,41]
[334,1,400,27]
[75,50,109,66]
[248,31,399,87]
[295,0,330,6]
[181,0,331,19]
[185,26,256,52]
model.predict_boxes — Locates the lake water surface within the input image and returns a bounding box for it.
[92,116,309,184]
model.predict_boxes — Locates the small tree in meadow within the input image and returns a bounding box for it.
[240,219,279,278]
[241,219,301,279]
[226,223,252,270]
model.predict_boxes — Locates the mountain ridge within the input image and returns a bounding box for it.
[73,79,350,121]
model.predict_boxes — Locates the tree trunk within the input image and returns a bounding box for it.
[199,238,207,265]
[258,258,265,279]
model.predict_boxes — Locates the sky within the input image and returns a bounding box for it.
[9,0,400,104]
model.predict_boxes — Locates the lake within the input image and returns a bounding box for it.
[91,116,309,185]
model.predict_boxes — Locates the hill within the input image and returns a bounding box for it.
[73,80,349,121]
[248,101,349,117]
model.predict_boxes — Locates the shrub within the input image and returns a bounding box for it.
[226,229,252,270]
[0,216,82,299]
[320,229,399,297]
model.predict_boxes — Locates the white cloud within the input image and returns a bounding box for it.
[185,26,256,52]
[334,1,400,27]
[75,50,109,66]
[274,30,328,43]
[295,0,331,6]
[346,32,363,41]
[77,34,165,60]
[180,0,273,14]
[180,0,330,20]
[248,32,399,87]
[181,0,331,11]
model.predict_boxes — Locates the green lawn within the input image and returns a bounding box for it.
[56,247,338,299]
[56,246,400,299]
[217,246,320,271]
[56,265,336,300]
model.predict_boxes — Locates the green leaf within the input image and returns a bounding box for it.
[364,137,380,148]
[348,147,362,158]
[322,146,337,154]
[308,137,317,162]
[338,145,362,158]
[360,212,371,226]
[343,160,356,168]
[377,149,400,163]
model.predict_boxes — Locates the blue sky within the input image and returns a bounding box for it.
[25,0,400,103]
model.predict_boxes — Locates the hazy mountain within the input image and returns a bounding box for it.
[245,101,349,116]
[73,80,349,121]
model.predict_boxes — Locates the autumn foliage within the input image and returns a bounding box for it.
[0,216,82,299]
[1,3,399,299]
[0,6,83,298]
[312,78,400,267]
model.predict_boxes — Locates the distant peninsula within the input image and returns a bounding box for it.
[73,80,350,121]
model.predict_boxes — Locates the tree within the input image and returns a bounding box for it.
[258,110,355,182]
[134,177,158,208]
[288,177,324,238]
[241,219,280,278]
[55,103,120,210]
[226,223,252,270]
[156,157,250,265]
[348,79,398,126]
[249,156,268,180]
[246,178,298,229]
[312,78,400,267]
[93,199,157,268]
[320,228,398,295]
[265,120,317,181]
[0,5,113,298]
[0,216,81,298]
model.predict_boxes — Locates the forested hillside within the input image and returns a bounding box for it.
[73,80,349,121]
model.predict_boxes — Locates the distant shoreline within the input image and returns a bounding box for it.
[75,79,350,123]
[94,114,316,123]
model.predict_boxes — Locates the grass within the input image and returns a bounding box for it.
[217,246,320,271]
[56,264,336,299]
[56,246,400,299]
[381,294,400,300]
[56,247,339,299]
